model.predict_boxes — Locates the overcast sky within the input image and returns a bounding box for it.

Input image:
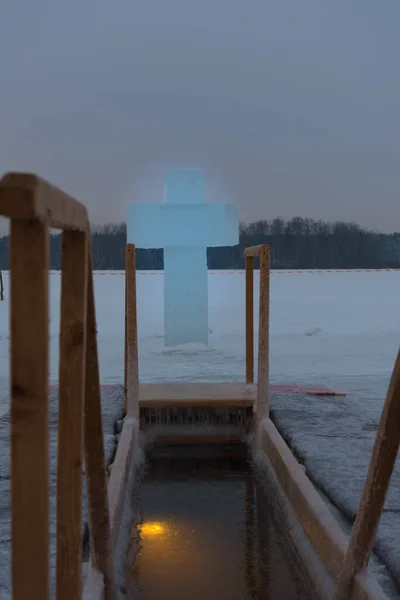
[0,0,399,233]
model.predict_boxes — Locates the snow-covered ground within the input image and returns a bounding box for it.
[1,269,399,401]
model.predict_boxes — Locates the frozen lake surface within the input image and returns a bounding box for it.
[1,269,399,396]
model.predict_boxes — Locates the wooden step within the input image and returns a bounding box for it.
[139,382,257,408]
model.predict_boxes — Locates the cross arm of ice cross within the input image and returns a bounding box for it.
[127,203,239,248]
[127,167,239,346]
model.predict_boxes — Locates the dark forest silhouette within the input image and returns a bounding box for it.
[0,218,399,270]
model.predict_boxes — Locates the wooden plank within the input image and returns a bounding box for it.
[260,419,388,600]
[257,245,270,420]
[126,244,139,418]
[56,230,88,600]
[333,347,400,600]
[261,419,346,577]
[245,256,254,384]
[0,172,88,231]
[84,250,116,600]
[108,420,137,552]
[124,252,128,412]
[83,420,138,600]
[244,245,264,258]
[10,217,50,600]
[139,382,257,407]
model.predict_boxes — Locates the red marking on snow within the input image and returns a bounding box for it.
[271,383,345,397]
[270,383,302,394]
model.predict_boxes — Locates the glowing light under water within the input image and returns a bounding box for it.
[139,521,168,537]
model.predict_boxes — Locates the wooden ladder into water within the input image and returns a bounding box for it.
[126,243,270,444]
[1,172,399,600]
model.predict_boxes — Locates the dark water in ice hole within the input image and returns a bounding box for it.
[125,444,317,600]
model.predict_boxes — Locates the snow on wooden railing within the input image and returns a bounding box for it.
[0,173,116,600]
[244,244,270,421]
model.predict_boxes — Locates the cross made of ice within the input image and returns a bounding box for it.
[127,169,239,346]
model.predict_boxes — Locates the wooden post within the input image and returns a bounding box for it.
[257,245,270,421]
[0,269,4,301]
[10,217,50,600]
[84,249,116,600]
[124,255,128,412]
[56,230,88,600]
[333,347,400,600]
[126,244,139,418]
[245,256,254,384]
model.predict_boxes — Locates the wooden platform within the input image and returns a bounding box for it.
[139,382,257,408]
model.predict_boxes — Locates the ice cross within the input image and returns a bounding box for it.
[127,169,239,346]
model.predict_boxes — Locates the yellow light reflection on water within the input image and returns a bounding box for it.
[139,521,167,537]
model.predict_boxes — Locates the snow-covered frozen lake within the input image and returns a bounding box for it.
[0,269,399,412]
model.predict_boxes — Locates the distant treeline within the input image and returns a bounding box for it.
[0,218,399,270]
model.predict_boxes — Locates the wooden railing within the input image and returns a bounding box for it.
[0,173,116,600]
[124,243,139,418]
[85,244,140,599]
[244,244,270,421]
[244,240,400,597]
[333,347,400,599]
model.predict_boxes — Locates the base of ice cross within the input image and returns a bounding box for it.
[163,246,208,347]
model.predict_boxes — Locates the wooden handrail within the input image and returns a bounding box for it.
[333,346,400,599]
[247,245,398,596]
[0,172,116,600]
[244,238,399,595]
[244,244,270,420]
[0,172,89,231]
[56,228,88,600]
[125,244,139,418]
[244,244,267,258]
[245,256,254,383]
